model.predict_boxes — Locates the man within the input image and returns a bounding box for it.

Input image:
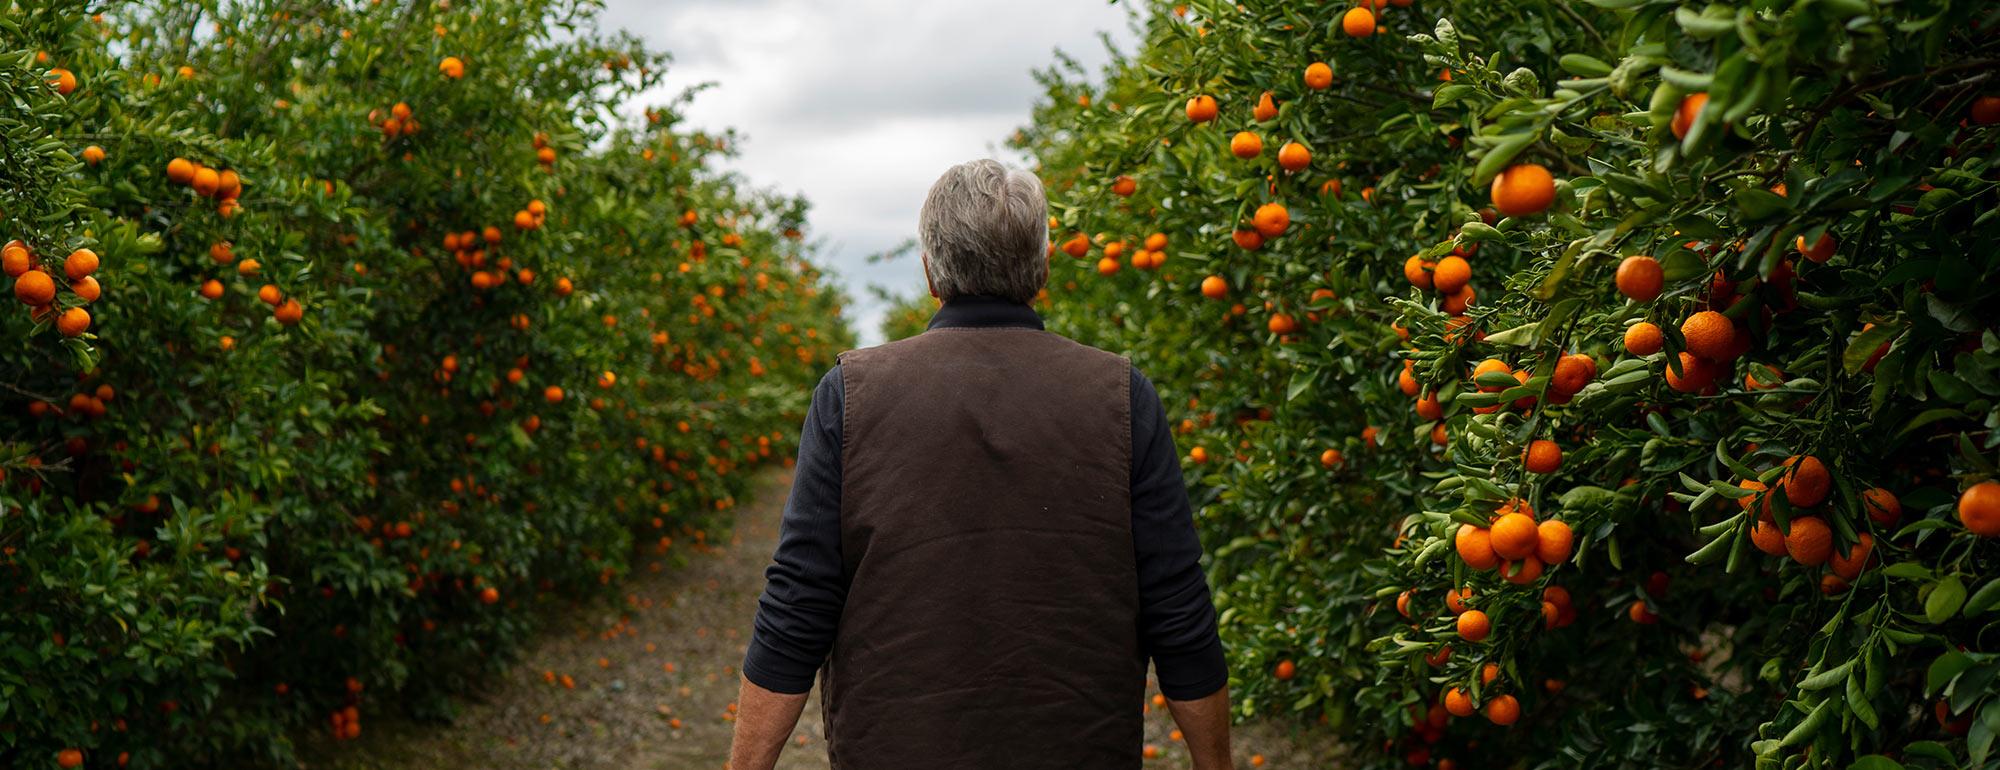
[728,159,1231,770]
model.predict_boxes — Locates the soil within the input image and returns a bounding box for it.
[305,468,1342,770]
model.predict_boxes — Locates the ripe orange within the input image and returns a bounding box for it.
[1862,487,1900,525]
[1445,586,1471,614]
[71,276,99,303]
[1277,142,1311,172]
[544,385,565,404]
[166,157,195,184]
[1796,233,1835,263]
[1454,525,1499,570]
[1623,322,1663,356]
[200,279,224,299]
[1395,590,1412,617]
[192,166,220,196]
[1320,448,1342,469]
[1230,131,1264,159]
[82,145,104,165]
[1960,481,2000,537]
[480,586,500,604]
[1274,659,1296,680]
[1303,62,1334,90]
[1670,93,1709,139]
[1490,163,1556,217]
[1750,519,1787,556]
[1403,255,1434,289]
[1184,94,1218,123]
[1627,600,1660,624]
[1200,275,1227,299]
[1252,203,1290,238]
[1414,392,1443,421]
[1501,556,1543,584]
[1112,175,1137,197]
[14,269,56,306]
[2,240,28,277]
[1777,455,1831,508]
[1471,358,1511,391]
[1232,229,1264,250]
[1489,513,1538,560]
[1551,354,1595,395]
[1456,610,1490,642]
[1342,6,1376,37]
[1614,256,1664,302]
[1664,352,1718,393]
[1830,533,1875,581]
[1679,311,1735,360]
[1432,256,1470,294]
[1440,285,1475,315]
[1523,440,1561,474]
[258,284,283,305]
[1972,96,2000,126]
[1266,312,1296,335]
[49,68,77,95]
[1483,694,1519,725]
[439,56,466,78]
[273,299,304,325]
[1096,256,1120,276]
[1061,234,1090,258]
[1253,91,1279,122]
[56,307,90,337]
[1444,688,1476,717]
[1535,519,1573,564]
[58,749,84,769]
[1783,516,1833,566]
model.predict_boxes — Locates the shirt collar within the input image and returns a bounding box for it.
[926,294,1045,331]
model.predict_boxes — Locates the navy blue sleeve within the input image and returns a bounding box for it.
[1130,367,1228,701]
[743,365,847,694]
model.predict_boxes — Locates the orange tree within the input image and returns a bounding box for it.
[1014,0,2000,767]
[1,0,850,766]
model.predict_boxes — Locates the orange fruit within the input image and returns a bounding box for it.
[56,307,90,337]
[1277,142,1311,172]
[14,269,56,306]
[210,241,235,263]
[1266,312,1296,335]
[1252,203,1290,238]
[49,68,77,95]
[1484,694,1519,725]
[1061,233,1090,258]
[1111,175,1137,197]
[1783,516,1833,566]
[1456,610,1490,642]
[1624,322,1664,356]
[1320,448,1342,469]
[1862,487,1900,525]
[1230,131,1264,159]
[1551,353,1596,395]
[1489,163,1556,217]
[1796,233,1835,263]
[1664,352,1718,393]
[1535,519,1573,564]
[1274,659,1295,680]
[1200,275,1227,299]
[2,240,29,277]
[1304,62,1333,90]
[1736,479,1771,519]
[1972,96,2000,126]
[1615,256,1664,302]
[1489,513,1539,560]
[480,586,500,604]
[1184,94,1218,123]
[1679,311,1735,360]
[1414,392,1443,421]
[1432,256,1470,294]
[217,169,242,200]
[1444,687,1476,717]
[1403,256,1434,289]
[1232,229,1264,250]
[1670,93,1709,139]
[1096,256,1119,276]
[1523,440,1561,474]
[1455,525,1499,570]
[258,284,283,306]
[544,385,565,404]
[192,166,220,197]
[1342,6,1376,36]
[1253,91,1279,122]
[1445,586,1471,614]
[167,157,196,184]
[439,56,466,78]
[1472,358,1511,391]
[81,145,104,165]
[58,749,84,769]
[1396,590,1413,617]
[273,299,304,325]
[1627,600,1660,624]
[1777,455,1831,508]
[200,279,224,300]
[1501,556,1543,584]
[1441,285,1475,315]
[1750,519,1788,556]
[1830,533,1875,581]
[1960,481,2000,537]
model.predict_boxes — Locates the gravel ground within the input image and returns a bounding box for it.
[304,467,1343,770]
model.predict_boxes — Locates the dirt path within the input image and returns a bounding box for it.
[309,467,1340,769]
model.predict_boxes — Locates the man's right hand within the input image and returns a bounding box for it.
[1164,684,1232,770]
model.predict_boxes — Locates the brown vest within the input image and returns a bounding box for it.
[822,326,1143,769]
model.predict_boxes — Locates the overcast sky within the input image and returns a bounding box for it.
[602,0,1139,345]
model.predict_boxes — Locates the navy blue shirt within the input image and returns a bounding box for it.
[742,294,1228,701]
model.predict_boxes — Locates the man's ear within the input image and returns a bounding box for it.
[922,254,939,300]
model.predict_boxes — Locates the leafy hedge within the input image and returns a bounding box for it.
[1,1,851,766]
[1016,0,2000,767]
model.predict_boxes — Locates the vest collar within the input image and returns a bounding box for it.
[926,294,1045,331]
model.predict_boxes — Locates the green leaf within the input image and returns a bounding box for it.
[1844,324,1897,375]
[1927,651,1975,698]
[1845,756,1904,770]
[1964,578,2000,617]
[1472,131,1538,187]
[1926,576,1967,624]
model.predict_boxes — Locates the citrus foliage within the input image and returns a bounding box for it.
[1,1,850,766]
[1018,0,2000,767]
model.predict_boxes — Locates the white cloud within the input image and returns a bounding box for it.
[602,0,1137,344]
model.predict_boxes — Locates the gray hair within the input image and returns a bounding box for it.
[919,160,1049,303]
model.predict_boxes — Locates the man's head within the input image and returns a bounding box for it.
[919,159,1049,304]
